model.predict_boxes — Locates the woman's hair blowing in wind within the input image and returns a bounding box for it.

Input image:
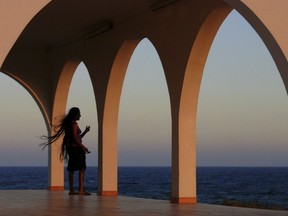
[40,107,80,161]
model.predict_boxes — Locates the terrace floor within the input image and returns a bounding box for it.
[0,190,287,216]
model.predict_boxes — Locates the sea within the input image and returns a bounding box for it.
[0,166,288,210]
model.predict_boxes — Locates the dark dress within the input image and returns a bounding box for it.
[67,123,86,171]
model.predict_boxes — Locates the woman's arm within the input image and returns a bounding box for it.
[72,122,88,152]
[80,126,90,138]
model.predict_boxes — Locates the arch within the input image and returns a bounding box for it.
[179,0,288,204]
[170,4,232,204]
[49,60,81,190]
[0,71,50,131]
[52,60,81,121]
[181,3,232,123]
[197,10,288,167]
[49,59,97,190]
[0,71,48,166]
[98,39,141,195]
[224,0,288,93]
[66,62,98,166]
[0,0,51,66]
[118,38,171,166]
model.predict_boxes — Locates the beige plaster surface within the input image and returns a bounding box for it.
[0,0,50,66]
[0,190,287,216]
[0,0,287,202]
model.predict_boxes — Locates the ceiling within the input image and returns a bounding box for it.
[13,0,162,50]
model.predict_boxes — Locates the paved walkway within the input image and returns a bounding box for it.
[0,190,287,216]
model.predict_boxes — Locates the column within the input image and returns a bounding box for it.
[48,138,64,190]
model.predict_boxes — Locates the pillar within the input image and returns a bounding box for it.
[48,61,79,190]
[97,125,118,196]
[48,138,64,191]
[97,40,139,196]
[47,107,65,191]
[169,4,231,204]
[170,113,197,204]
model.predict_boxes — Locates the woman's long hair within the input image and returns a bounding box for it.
[40,107,80,161]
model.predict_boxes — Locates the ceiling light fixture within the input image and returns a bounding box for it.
[150,0,177,11]
[82,20,114,40]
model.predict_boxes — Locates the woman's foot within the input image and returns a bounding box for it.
[79,191,91,195]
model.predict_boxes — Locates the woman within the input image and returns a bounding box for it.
[41,107,91,195]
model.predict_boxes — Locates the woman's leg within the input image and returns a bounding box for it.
[68,171,78,195]
[79,169,91,195]
[79,169,84,192]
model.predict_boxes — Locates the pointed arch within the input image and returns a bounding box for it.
[0,71,48,166]
[50,59,97,190]
[98,39,141,195]
[181,5,232,116]
[49,60,81,191]
[52,60,81,121]
[169,4,232,204]
[67,62,98,166]
[118,38,171,166]
[224,0,288,93]
[179,0,288,204]
[1,71,50,131]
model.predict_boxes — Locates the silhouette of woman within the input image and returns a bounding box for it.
[41,107,91,195]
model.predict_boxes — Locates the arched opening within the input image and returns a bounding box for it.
[0,72,47,189]
[197,10,288,208]
[118,38,171,199]
[65,62,98,192]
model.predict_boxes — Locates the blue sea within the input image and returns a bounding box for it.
[0,167,288,210]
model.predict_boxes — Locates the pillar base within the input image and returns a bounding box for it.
[98,191,118,196]
[170,197,197,204]
[48,186,64,191]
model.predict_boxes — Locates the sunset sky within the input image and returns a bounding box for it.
[0,10,287,167]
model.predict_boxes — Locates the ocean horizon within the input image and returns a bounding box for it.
[1,166,287,210]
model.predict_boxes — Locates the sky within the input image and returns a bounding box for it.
[0,10,287,167]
